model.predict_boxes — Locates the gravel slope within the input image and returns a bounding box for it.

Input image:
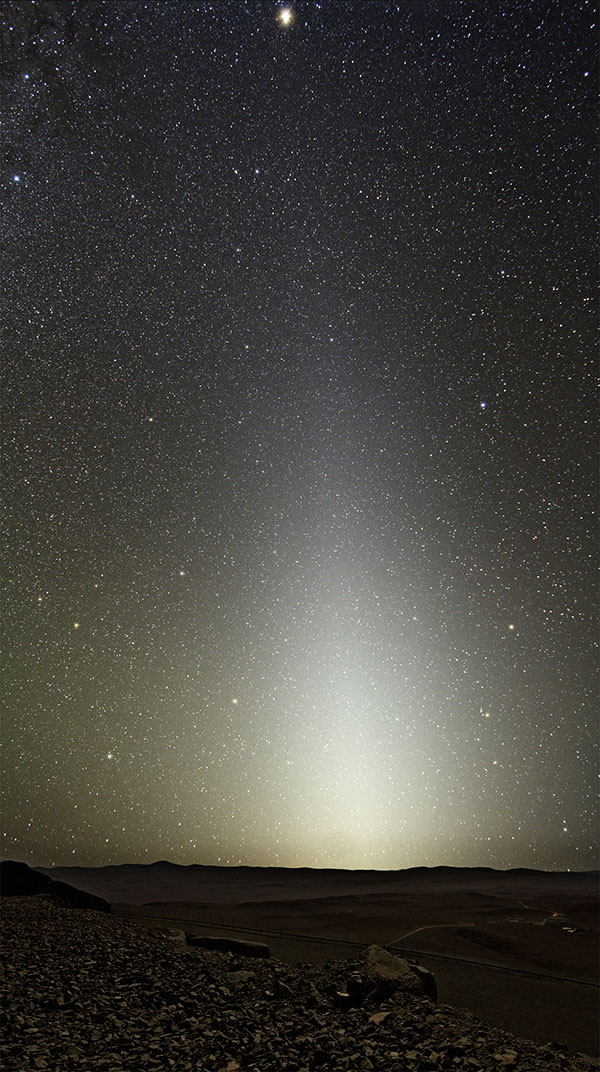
[1,897,597,1072]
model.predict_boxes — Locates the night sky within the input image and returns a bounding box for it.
[2,1,597,872]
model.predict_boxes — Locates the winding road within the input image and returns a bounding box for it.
[389,901,566,947]
[389,921,476,945]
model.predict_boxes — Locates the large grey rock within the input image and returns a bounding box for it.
[362,945,436,1002]
[186,933,270,958]
[149,926,186,944]
[408,960,437,1002]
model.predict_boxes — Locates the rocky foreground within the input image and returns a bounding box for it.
[1,896,596,1072]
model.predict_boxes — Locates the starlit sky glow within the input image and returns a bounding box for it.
[2,1,598,872]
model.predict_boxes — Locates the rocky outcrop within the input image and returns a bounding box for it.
[1,896,597,1072]
[150,926,187,944]
[331,949,437,1011]
[186,933,271,958]
[407,959,437,1002]
[0,860,112,913]
[363,944,436,1002]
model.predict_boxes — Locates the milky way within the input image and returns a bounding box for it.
[2,1,597,870]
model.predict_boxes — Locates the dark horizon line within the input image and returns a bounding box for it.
[17,858,599,877]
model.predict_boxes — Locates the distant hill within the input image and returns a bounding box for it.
[31,861,598,908]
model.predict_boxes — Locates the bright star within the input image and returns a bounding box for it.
[277,7,294,26]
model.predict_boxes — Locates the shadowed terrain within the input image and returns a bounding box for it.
[34,864,598,1055]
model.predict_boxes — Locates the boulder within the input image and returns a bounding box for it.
[0,860,112,913]
[346,971,364,1004]
[408,961,437,1002]
[166,927,186,944]
[227,970,255,984]
[492,1051,519,1068]
[362,945,436,1003]
[150,926,186,944]
[186,934,270,958]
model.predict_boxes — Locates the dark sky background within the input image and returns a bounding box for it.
[2,0,597,871]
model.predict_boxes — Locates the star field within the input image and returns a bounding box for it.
[2,1,597,871]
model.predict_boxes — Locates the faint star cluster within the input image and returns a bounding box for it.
[1,1,597,871]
